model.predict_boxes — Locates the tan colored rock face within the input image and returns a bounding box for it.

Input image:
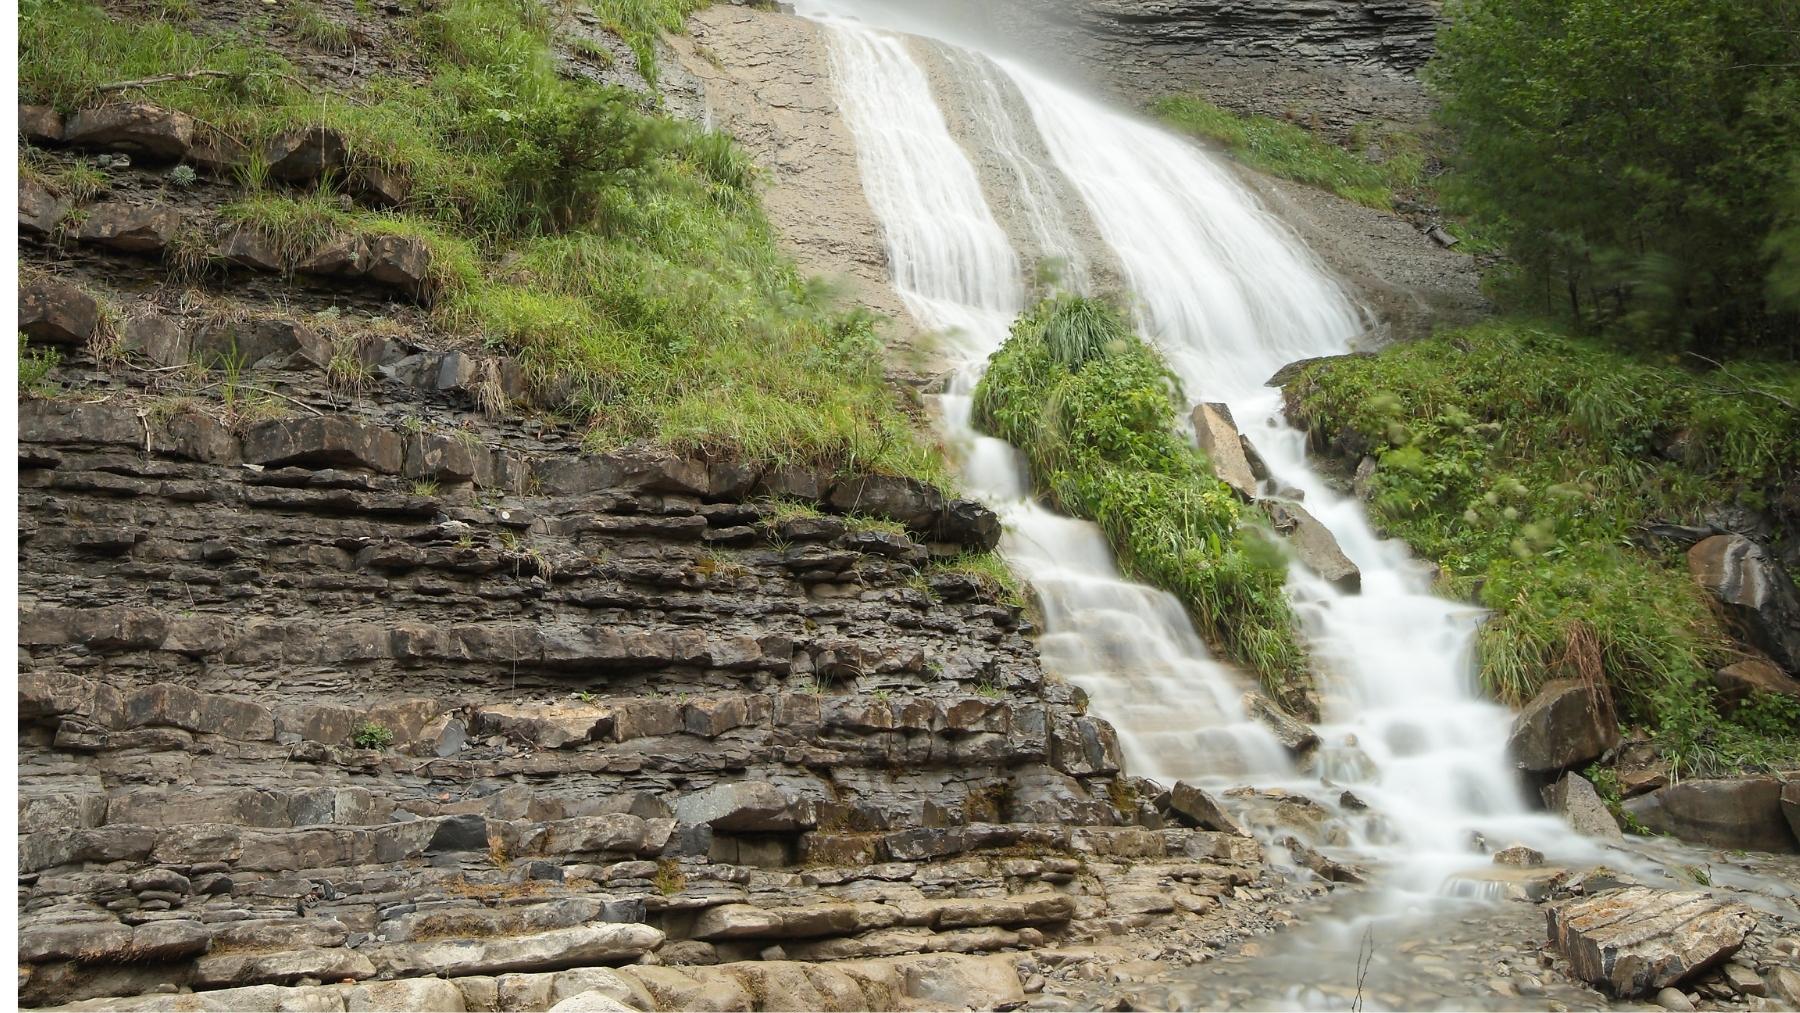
[1546,887,1757,999]
[1192,402,1260,499]
[665,8,927,369]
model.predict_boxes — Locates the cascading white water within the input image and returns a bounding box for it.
[803,1,1602,900]
[820,15,1295,786]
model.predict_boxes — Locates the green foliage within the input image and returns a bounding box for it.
[1293,321,1800,773]
[18,335,61,397]
[1582,765,1655,836]
[1429,0,1800,352]
[351,721,394,749]
[1151,95,1424,210]
[20,0,937,482]
[930,550,1028,608]
[287,2,352,54]
[974,295,1308,708]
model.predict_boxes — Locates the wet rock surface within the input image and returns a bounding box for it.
[1547,888,1757,999]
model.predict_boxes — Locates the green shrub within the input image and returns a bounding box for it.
[974,295,1309,709]
[351,721,394,749]
[18,335,60,396]
[590,0,708,86]
[1291,320,1800,772]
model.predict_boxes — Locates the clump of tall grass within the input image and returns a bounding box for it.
[974,294,1310,710]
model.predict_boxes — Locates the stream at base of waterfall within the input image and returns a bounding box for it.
[793,2,1800,1008]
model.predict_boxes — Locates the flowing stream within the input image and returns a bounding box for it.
[798,0,1602,915]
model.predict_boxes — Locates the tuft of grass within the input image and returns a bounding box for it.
[589,0,708,86]
[1290,320,1800,774]
[287,2,353,54]
[1152,95,1424,211]
[930,550,1028,609]
[974,294,1310,710]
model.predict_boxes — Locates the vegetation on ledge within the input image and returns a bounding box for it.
[973,295,1309,710]
[1151,94,1425,212]
[21,0,942,484]
[1289,322,1800,775]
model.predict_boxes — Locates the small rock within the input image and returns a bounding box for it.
[1655,986,1696,1011]
[1168,781,1249,837]
[1493,844,1545,867]
[1723,962,1766,997]
[19,276,100,347]
[64,102,195,160]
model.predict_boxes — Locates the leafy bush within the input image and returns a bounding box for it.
[351,721,394,749]
[1152,95,1424,211]
[974,295,1308,709]
[1430,0,1800,352]
[1291,321,1800,772]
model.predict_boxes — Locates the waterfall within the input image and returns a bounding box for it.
[800,2,1595,899]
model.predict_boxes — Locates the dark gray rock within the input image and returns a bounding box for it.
[673,782,813,833]
[1624,777,1798,853]
[1507,679,1619,775]
[241,417,405,474]
[1260,499,1360,591]
[19,277,99,347]
[74,203,182,254]
[64,102,195,160]
[263,126,348,182]
[1168,781,1248,837]
[426,814,490,855]
[1689,535,1800,673]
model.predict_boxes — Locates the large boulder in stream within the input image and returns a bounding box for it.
[1191,402,1261,500]
[1688,534,1800,674]
[1506,679,1618,775]
[1623,777,1798,853]
[1259,500,1361,592]
[1240,692,1320,754]
[1546,887,1757,998]
[1168,781,1249,837]
[1542,772,1623,842]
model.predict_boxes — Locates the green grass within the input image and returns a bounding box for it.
[590,0,708,86]
[974,294,1309,710]
[287,2,353,54]
[1289,320,1800,773]
[929,550,1028,608]
[21,0,940,484]
[1152,95,1425,211]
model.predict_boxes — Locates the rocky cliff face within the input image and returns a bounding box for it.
[933,0,1442,131]
[14,4,1309,1008]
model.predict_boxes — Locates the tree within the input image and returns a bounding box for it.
[1430,0,1800,355]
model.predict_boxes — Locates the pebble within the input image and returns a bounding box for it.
[1655,986,1696,1011]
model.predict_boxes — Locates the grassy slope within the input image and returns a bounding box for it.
[21,0,944,483]
[1290,321,1800,774]
[973,295,1310,712]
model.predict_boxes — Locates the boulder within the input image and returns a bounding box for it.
[1168,781,1249,836]
[1546,887,1756,998]
[1260,500,1360,591]
[1493,843,1545,866]
[64,102,195,160]
[1192,402,1259,499]
[1506,679,1618,775]
[673,781,813,833]
[1624,777,1798,853]
[828,474,944,531]
[242,417,405,474]
[75,203,181,254]
[932,497,1002,551]
[216,227,287,272]
[365,234,434,299]
[263,126,348,182]
[1240,693,1320,754]
[474,703,612,748]
[19,277,100,347]
[19,178,66,236]
[121,313,189,367]
[1713,658,1800,710]
[1688,534,1800,673]
[191,316,325,370]
[296,233,371,276]
[21,103,64,143]
[1543,772,1624,842]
